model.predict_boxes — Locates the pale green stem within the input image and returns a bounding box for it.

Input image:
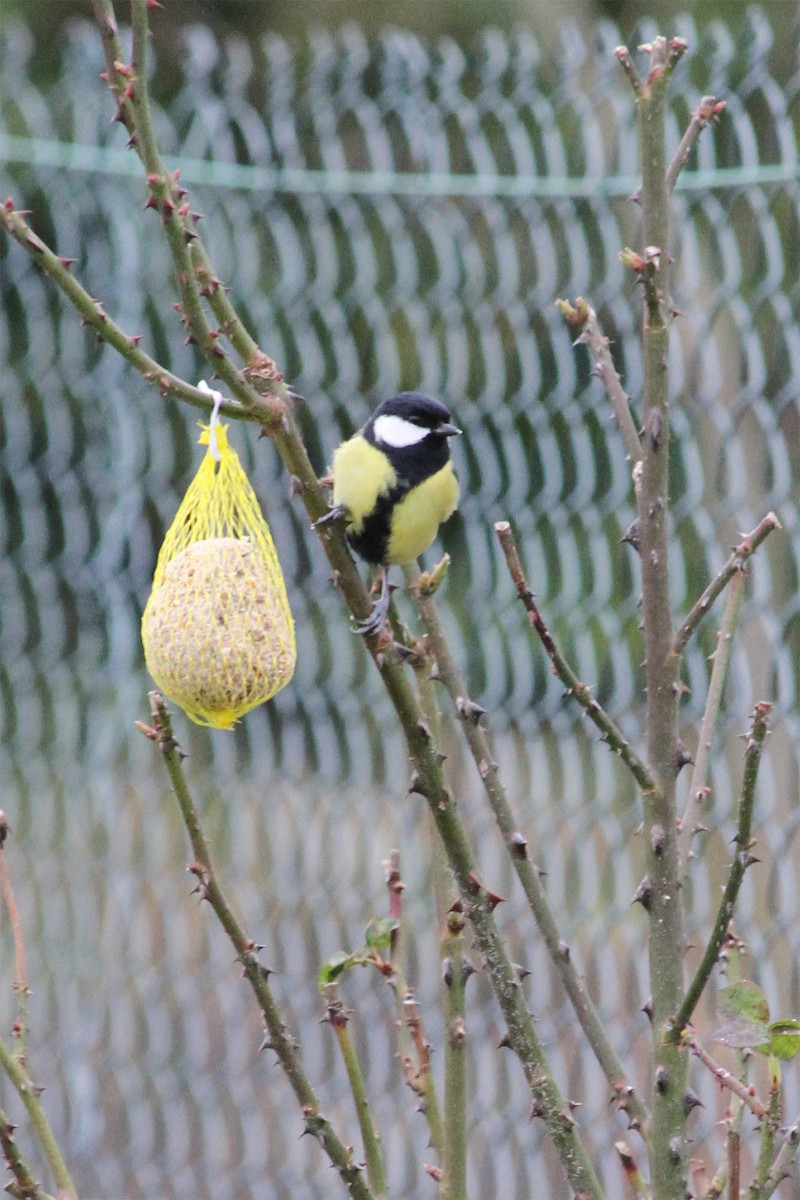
[324,987,388,1200]
[0,1040,77,1200]
[441,924,469,1200]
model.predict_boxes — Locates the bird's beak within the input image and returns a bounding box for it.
[437,422,462,437]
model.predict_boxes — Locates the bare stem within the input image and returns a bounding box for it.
[0,1105,54,1200]
[729,1130,740,1200]
[627,35,686,1200]
[0,204,264,424]
[140,695,375,1200]
[615,1141,650,1199]
[0,1040,77,1200]
[555,296,642,465]
[383,852,445,1161]
[410,555,650,1135]
[614,46,644,98]
[688,1038,766,1121]
[0,817,28,1063]
[494,524,655,796]
[756,1119,800,1199]
[323,987,388,1200]
[752,1079,783,1197]
[666,96,726,193]
[673,514,782,656]
[441,914,469,1200]
[678,569,746,876]
[673,704,771,1039]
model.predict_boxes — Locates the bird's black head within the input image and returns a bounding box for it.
[364,392,461,451]
[362,392,461,488]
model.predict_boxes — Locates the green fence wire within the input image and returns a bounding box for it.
[1,9,800,1198]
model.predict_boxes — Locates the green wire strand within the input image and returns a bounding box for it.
[2,133,798,199]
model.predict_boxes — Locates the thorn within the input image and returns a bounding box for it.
[684,1088,704,1115]
[456,697,487,724]
[407,770,429,799]
[509,831,528,858]
[674,739,693,774]
[632,876,652,911]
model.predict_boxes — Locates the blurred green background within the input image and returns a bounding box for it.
[1,2,800,1196]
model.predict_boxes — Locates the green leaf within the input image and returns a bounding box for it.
[712,981,771,1050]
[364,917,400,949]
[318,951,352,987]
[763,1020,800,1061]
[712,1015,770,1050]
[719,981,770,1025]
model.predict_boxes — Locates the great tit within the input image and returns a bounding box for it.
[321,392,461,635]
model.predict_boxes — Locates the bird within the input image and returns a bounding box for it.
[318,392,461,635]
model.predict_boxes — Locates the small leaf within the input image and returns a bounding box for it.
[364,917,400,949]
[764,1020,800,1062]
[719,981,770,1025]
[318,951,352,987]
[712,1014,770,1050]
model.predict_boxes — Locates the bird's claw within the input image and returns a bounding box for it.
[352,571,392,636]
[312,503,348,529]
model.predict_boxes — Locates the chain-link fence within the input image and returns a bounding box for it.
[1,7,800,1197]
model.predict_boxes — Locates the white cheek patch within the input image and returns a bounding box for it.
[373,413,430,448]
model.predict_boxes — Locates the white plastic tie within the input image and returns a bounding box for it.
[197,380,226,462]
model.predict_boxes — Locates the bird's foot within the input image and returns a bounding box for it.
[312,503,348,529]
[352,571,392,636]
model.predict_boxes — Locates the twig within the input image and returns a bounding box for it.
[91,0,261,370]
[757,1120,800,1199]
[614,46,644,98]
[441,911,469,1200]
[688,1038,766,1122]
[141,695,375,1200]
[678,568,746,875]
[322,987,388,1200]
[0,820,73,1198]
[666,96,727,193]
[493,524,656,796]
[752,1080,783,1198]
[0,1041,76,1200]
[0,815,29,1062]
[410,557,650,1135]
[0,204,264,424]
[673,514,781,656]
[383,852,445,1161]
[0,1106,54,1200]
[615,1140,649,1199]
[126,0,285,425]
[627,36,687,1200]
[729,1130,740,1200]
[556,296,642,466]
[672,702,771,1040]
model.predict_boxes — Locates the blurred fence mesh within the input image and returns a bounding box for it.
[1,8,800,1198]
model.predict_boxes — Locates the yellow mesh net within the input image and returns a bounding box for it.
[141,422,296,728]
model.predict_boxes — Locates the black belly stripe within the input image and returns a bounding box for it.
[347,479,410,565]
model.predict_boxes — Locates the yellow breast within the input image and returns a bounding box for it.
[385,463,459,565]
[332,436,397,530]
